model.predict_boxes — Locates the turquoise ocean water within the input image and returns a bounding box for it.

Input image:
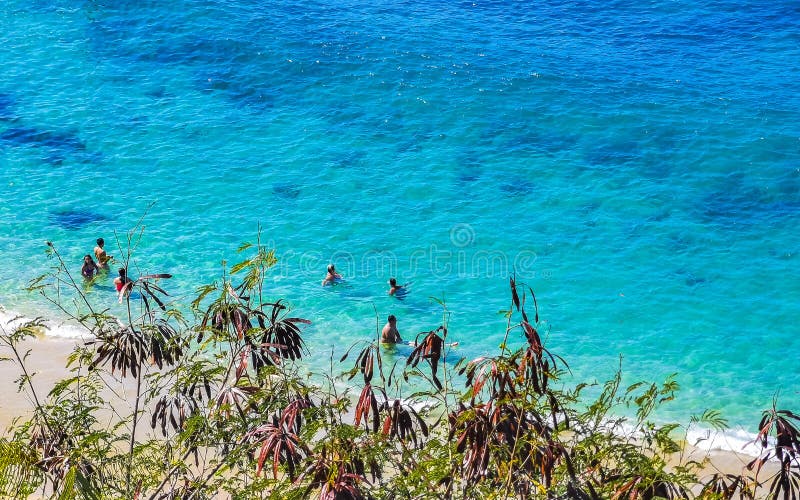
[1,0,799,442]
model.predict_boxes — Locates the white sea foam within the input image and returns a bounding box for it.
[687,426,773,458]
[0,305,91,340]
[582,420,769,459]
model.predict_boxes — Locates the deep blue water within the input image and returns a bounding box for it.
[1,0,799,433]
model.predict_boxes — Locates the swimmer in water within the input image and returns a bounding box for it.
[81,255,99,279]
[381,314,402,344]
[321,264,342,286]
[387,278,407,297]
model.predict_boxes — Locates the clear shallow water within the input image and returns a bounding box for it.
[0,0,799,435]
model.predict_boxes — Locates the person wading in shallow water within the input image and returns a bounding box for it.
[81,255,99,279]
[321,264,342,286]
[94,238,112,269]
[381,314,402,344]
[114,268,132,301]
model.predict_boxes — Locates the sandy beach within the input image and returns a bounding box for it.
[0,335,78,430]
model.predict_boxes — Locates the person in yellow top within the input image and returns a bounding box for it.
[94,238,112,269]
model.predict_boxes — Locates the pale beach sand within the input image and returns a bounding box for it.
[0,335,78,430]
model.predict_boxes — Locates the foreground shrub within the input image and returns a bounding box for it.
[0,232,796,499]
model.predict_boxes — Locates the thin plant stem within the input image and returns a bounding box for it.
[1,325,54,436]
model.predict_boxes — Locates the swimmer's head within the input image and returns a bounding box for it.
[118,268,126,277]
[327,264,335,273]
[84,254,93,263]
[388,314,396,323]
[389,278,397,286]
[97,238,104,246]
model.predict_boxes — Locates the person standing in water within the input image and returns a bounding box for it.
[321,264,342,286]
[381,314,402,344]
[114,268,132,301]
[81,255,99,279]
[94,238,112,269]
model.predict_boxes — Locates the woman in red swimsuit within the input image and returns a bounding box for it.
[114,268,132,295]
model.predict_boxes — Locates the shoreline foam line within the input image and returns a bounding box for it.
[0,304,91,340]
[687,426,774,459]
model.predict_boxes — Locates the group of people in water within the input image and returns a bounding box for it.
[80,238,131,298]
[81,251,408,341]
[322,264,407,345]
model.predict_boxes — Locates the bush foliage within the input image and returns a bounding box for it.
[1,234,798,499]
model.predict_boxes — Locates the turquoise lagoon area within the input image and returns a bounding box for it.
[0,0,798,448]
